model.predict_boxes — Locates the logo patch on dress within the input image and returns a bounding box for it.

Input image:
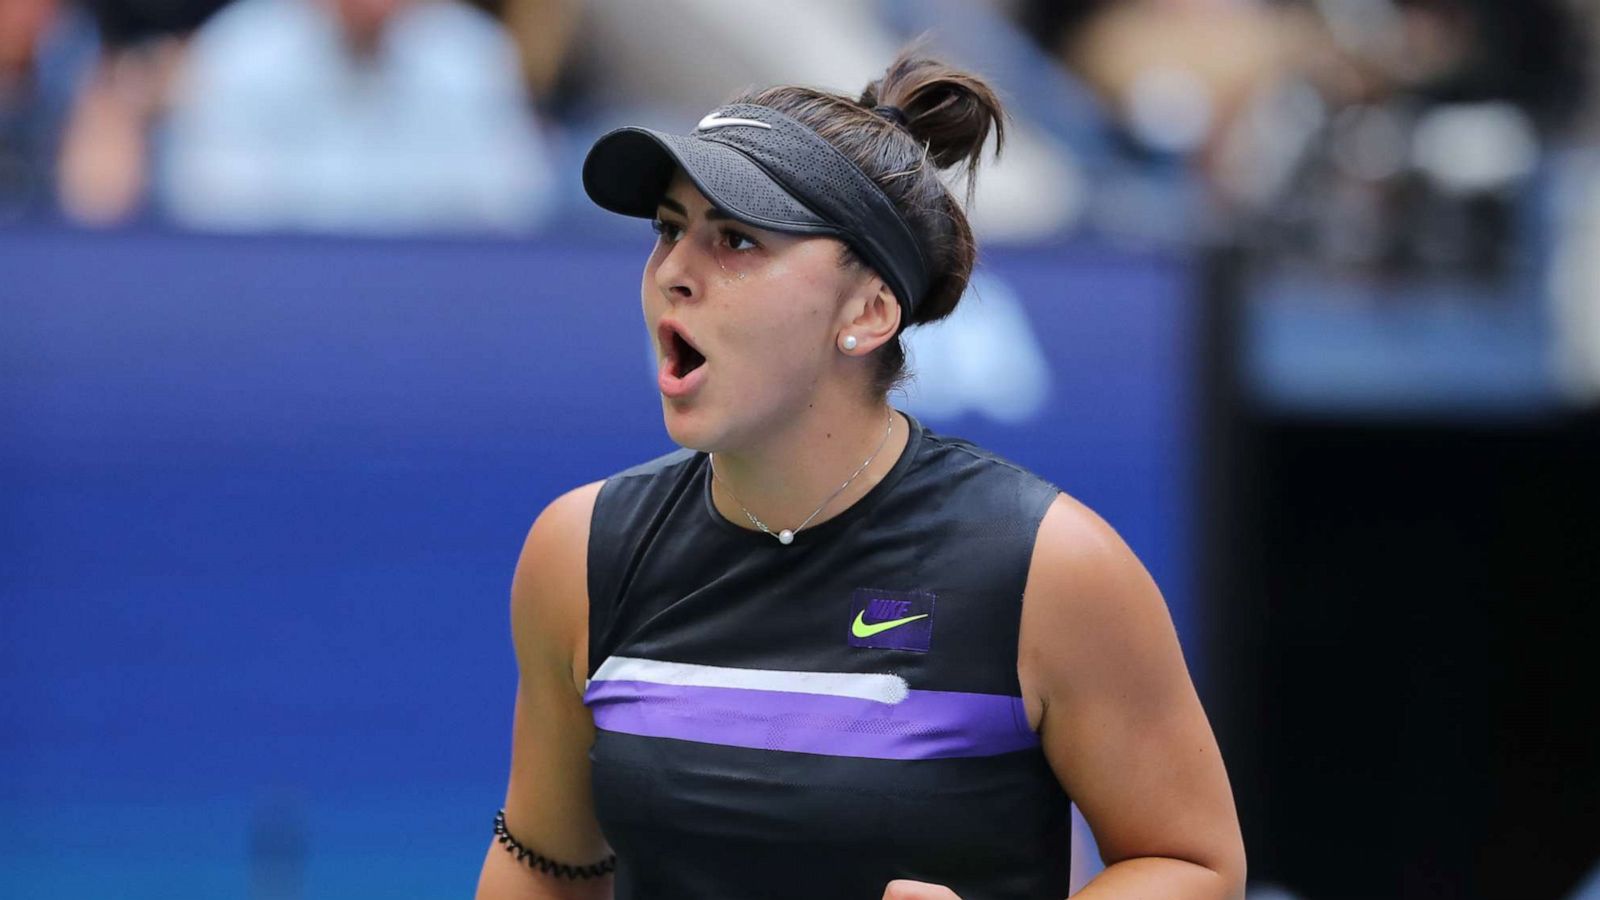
[847,588,935,652]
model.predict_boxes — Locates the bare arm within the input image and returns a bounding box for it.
[1023,494,1247,900]
[475,482,615,900]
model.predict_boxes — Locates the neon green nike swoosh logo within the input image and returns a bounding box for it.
[851,611,930,638]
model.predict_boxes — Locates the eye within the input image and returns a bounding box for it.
[722,229,760,252]
[650,218,684,244]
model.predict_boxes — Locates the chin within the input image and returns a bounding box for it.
[660,402,718,453]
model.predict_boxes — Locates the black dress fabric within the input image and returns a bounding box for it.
[583,411,1071,899]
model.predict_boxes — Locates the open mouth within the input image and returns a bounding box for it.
[662,324,706,379]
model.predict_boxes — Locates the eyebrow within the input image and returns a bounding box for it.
[656,196,735,222]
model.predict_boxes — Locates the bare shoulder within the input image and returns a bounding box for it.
[1017,494,1246,888]
[1017,491,1175,731]
[510,480,605,702]
[1033,491,1145,581]
[482,479,616,894]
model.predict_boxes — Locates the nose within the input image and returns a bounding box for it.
[653,232,701,305]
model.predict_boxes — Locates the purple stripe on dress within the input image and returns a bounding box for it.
[583,679,1040,760]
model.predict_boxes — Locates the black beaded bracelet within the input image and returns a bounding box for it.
[493,808,617,879]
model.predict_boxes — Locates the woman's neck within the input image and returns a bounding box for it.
[708,396,909,536]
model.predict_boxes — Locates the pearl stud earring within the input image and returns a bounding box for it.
[842,335,858,351]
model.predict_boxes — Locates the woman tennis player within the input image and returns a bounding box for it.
[475,48,1246,900]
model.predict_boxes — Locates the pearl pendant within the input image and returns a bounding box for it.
[778,529,795,545]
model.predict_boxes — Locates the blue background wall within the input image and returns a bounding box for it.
[1,229,1196,898]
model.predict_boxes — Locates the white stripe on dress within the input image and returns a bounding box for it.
[587,655,909,705]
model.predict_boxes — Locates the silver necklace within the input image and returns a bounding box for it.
[709,408,894,545]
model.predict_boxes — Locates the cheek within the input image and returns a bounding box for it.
[717,270,834,373]
[761,260,844,345]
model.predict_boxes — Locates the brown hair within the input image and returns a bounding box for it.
[731,43,1006,398]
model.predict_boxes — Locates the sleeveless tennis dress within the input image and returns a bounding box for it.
[582,411,1072,898]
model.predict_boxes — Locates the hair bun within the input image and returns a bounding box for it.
[858,47,1006,185]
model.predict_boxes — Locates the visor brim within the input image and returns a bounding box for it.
[582,127,835,235]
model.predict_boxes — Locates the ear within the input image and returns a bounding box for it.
[838,275,902,354]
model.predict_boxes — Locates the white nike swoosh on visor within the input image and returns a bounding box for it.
[697,114,773,132]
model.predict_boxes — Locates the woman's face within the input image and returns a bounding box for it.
[642,168,870,452]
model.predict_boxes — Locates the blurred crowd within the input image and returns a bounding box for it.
[1,0,562,231]
[5,0,1599,386]
[1,0,1589,236]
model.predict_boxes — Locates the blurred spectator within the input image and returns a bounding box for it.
[157,0,556,234]
[0,0,98,221]
[1224,0,1587,282]
[497,0,582,106]
[56,33,184,224]
[1016,0,1589,281]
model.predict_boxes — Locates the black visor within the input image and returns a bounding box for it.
[582,102,929,317]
